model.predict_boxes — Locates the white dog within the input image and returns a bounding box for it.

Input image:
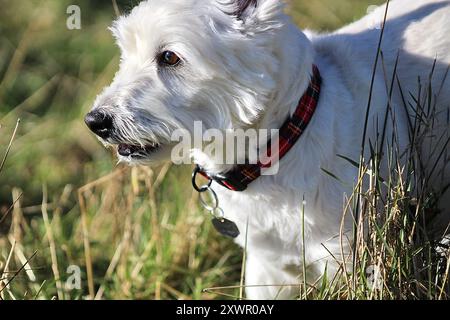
[85,0,450,299]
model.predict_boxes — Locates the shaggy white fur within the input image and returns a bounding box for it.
[87,0,450,299]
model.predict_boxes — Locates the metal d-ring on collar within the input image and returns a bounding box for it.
[192,165,224,219]
[192,165,212,193]
[192,165,241,238]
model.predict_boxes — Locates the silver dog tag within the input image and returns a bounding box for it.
[212,218,240,238]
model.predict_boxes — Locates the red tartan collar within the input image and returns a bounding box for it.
[196,65,322,192]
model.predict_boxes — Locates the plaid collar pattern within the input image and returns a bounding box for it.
[198,65,322,192]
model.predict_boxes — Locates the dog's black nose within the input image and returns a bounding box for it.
[84,110,113,139]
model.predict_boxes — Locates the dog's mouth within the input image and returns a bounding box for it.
[117,143,161,158]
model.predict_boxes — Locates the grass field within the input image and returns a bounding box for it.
[1,0,448,300]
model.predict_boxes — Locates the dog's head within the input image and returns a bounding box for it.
[85,0,309,165]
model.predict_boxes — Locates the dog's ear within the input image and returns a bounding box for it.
[234,0,258,19]
[230,0,283,27]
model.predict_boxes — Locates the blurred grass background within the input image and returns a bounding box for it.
[0,0,384,299]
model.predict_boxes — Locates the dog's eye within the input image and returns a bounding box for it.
[160,51,181,66]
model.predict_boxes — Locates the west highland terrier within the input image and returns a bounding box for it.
[85,0,450,299]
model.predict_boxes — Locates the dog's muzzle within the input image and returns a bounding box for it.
[84,110,114,139]
[84,109,162,158]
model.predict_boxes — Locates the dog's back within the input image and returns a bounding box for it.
[312,0,450,226]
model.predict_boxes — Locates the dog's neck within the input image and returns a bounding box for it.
[194,20,316,177]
